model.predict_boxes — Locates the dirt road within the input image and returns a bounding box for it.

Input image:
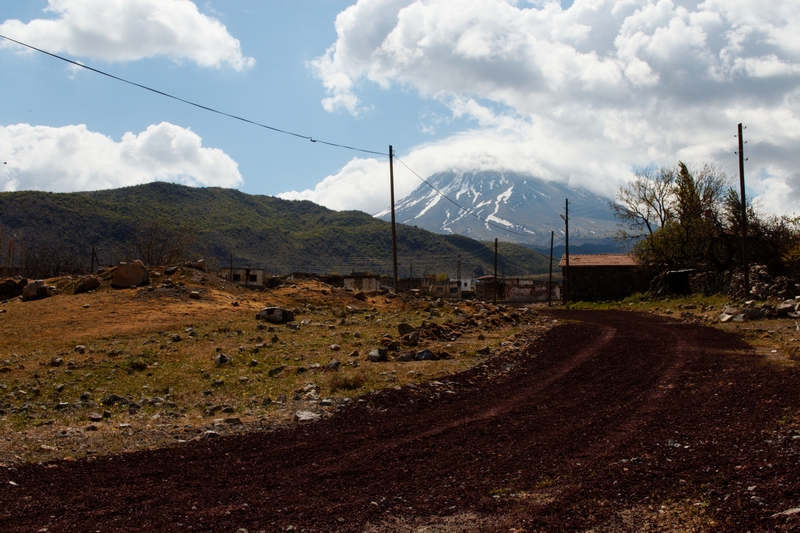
[1,310,798,532]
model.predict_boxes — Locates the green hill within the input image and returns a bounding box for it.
[0,182,551,278]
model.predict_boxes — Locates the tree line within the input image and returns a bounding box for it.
[613,162,800,279]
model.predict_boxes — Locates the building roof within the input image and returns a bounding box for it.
[559,253,639,268]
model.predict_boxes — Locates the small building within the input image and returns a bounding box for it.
[218,267,268,289]
[343,273,381,292]
[559,254,650,302]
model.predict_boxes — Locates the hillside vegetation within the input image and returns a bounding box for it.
[0,182,550,277]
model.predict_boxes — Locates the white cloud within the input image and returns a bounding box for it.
[0,122,243,192]
[0,0,254,70]
[301,0,800,215]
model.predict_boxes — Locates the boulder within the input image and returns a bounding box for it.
[415,349,437,361]
[256,307,296,324]
[397,322,416,336]
[73,275,100,294]
[0,278,27,299]
[21,280,52,302]
[368,348,388,362]
[111,261,149,289]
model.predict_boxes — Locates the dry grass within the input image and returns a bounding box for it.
[0,268,536,465]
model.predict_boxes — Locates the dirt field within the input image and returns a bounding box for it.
[1,308,798,532]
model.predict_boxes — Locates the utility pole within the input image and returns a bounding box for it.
[737,123,749,299]
[493,237,498,305]
[409,261,413,290]
[389,145,399,293]
[548,230,554,307]
[457,254,461,299]
[562,199,570,306]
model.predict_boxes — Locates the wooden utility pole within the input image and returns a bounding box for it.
[563,199,570,306]
[493,237,498,305]
[548,230,554,307]
[737,123,749,299]
[389,145,399,293]
[457,253,461,299]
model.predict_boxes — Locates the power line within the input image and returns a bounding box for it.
[0,33,387,157]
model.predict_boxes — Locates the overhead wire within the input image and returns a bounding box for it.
[0,34,387,157]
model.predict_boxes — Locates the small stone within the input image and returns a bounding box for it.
[268,366,285,377]
[50,357,64,367]
[326,359,341,371]
[477,346,491,355]
[294,410,321,423]
[224,417,242,425]
[171,334,182,343]
[88,412,103,422]
[330,344,341,351]
[74,345,86,354]
[202,430,220,439]
[189,291,201,300]
[249,359,258,367]
[211,379,224,387]
[215,353,230,365]
[86,424,98,431]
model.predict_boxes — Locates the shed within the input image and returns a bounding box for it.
[559,254,650,302]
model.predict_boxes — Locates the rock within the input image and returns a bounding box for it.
[0,277,27,299]
[368,348,389,362]
[354,291,367,301]
[395,352,414,362]
[193,259,206,272]
[268,366,285,377]
[294,410,321,423]
[50,357,64,367]
[215,353,230,365]
[88,412,104,422]
[202,430,220,439]
[477,346,492,355]
[326,359,341,371]
[256,307,296,324]
[744,308,765,320]
[101,394,128,406]
[189,291,201,300]
[111,261,149,289]
[430,309,441,318]
[73,275,101,294]
[415,349,437,361]
[164,266,179,275]
[401,331,420,347]
[397,323,416,336]
[719,313,734,323]
[21,280,52,302]
[776,300,797,317]
[330,344,341,351]
[224,417,242,425]
[348,350,359,358]
[74,345,86,354]
[249,359,258,367]
[211,379,224,387]
[171,334,182,342]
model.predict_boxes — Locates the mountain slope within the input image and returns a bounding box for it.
[378,171,620,247]
[0,182,550,277]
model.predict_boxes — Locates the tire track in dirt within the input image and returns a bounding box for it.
[1,310,798,533]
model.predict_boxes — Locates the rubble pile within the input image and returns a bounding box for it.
[728,264,799,301]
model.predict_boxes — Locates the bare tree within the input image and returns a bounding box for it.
[611,166,675,241]
[24,242,86,279]
[129,220,197,267]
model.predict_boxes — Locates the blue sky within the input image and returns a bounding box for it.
[1,0,799,217]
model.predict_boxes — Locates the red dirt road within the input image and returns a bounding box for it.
[1,310,799,532]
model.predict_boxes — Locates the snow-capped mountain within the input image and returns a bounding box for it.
[377,171,619,248]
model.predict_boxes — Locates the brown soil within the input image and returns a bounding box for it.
[1,310,799,532]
